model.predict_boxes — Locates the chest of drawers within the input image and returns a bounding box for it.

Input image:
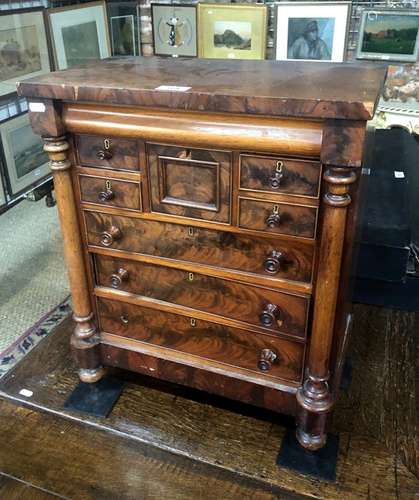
[19,58,385,451]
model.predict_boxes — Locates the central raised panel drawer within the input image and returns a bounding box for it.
[97,298,304,383]
[94,255,309,339]
[84,211,314,284]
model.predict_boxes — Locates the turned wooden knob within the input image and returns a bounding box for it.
[266,211,281,228]
[100,226,121,247]
[98,188,114,202]
[259,303,281,327]
[258,349,277,371]
[264,250,283,274]
[110,268,129,288]
[96,149,113,160]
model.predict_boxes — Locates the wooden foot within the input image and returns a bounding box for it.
[79,367,106,384]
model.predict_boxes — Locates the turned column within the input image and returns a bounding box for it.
[43,136,105,383]
[296,167,357,450]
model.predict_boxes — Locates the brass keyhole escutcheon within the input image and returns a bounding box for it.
[276,161,283,173]
[104,138,111,150]
[190,318,196,327]
[105,180,112,190]
[188,226,194,237]
[188,272,194,282]
[273,204,279,214]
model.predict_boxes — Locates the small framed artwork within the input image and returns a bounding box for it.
[198,3,267,60]
[107,1,140,56]
[152,3,197,57]
[47,1,111,70]
[0,173,6,207]
[275,2,351,62]
[0,112,50,197]
[357,9,419,62]
[0,8,51,98]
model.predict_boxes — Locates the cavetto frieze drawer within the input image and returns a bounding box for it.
[84,211,314,285]
[97,298,304,383]
[239,154,321,198]
[94,255,309,339]
[79,174,142,211]
[238,198,317,239]
[76,135,139,171]
[147,143,232,224]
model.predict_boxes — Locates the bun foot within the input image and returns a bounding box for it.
[79,366,106,384]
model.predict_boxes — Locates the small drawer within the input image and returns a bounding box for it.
[76,134,139,171]
[95,255,309,339]
[238,198,317,239]
[240,154,321,198]
[147,143,232,224]
[97,298,304,383]
[79,175,141,210]
[84,212,315,284]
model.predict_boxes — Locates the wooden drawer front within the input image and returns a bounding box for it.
[240,155,321,198]
[79,175,141,210]
[97,298,304,383]
[147,144,231,224]
[85,212,314,284]
[238,198,317,239]
[95,255,309,339]
[76,134,139,171]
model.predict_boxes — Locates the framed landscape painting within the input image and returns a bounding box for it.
[0,8,51,98]
[47,1,111,70]
[275,2,351,62]
[357,9,419,62]
[107,1,139,56]
[152,4,197,57]
[0,112,50,197]
[198,3,267,60]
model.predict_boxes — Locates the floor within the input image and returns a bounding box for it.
[0,305,417,499]
[0,200,69,352]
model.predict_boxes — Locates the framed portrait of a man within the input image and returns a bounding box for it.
[275,2,351,62]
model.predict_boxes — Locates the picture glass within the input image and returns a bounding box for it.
[275,3,350,63]
[0,11,51,97]
[152,4,197,57]
[108,2,139,56]
[198,4,267,60]
[48,2,110,70]
[0,113,49,196]
[360,11,419,60]
[287,18,334,60]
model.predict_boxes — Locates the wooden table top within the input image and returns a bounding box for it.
[18,57,387,120]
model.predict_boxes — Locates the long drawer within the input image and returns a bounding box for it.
[84,211,314,284]
[97,298,304,383]
[94,255,309,339]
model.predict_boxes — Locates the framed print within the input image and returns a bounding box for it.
[357,9,419,62]
[47,1,111,70]
[0,112,49,196]
[275,2,351,62]
[152,3,197,57]
[0,8,51,98]
[107,1,139,56]
[0,173,6,207]
[198,3,267,60]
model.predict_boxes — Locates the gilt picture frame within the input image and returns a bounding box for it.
[0,8,51,98]
[0,112,50,197]
[152,3,197,57]
[275,2,351,62]
[357,9,419,62]
[198,3,267,60]
[47,1,111,70]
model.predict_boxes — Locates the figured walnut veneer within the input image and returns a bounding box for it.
[19,57,386,451]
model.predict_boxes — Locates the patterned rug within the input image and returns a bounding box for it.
[0,296,71,379]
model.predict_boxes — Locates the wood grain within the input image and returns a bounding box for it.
[84,211,314,285]
[79,174,142,210]
[97,298,304,384]
[94,255,309,339]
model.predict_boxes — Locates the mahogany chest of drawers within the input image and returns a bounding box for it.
[19,58,385,450]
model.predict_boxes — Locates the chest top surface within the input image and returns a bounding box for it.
[18,57,386,121]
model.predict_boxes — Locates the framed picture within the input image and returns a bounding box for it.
[275,2,351,62]
[0,112,49,197]
[47,1,111,70]
[198,3,267,60]
[0,173,6,207]
[357,9,419,62]
[0,8,51,98]
[152,3,197,57]
[107,1,140,56]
